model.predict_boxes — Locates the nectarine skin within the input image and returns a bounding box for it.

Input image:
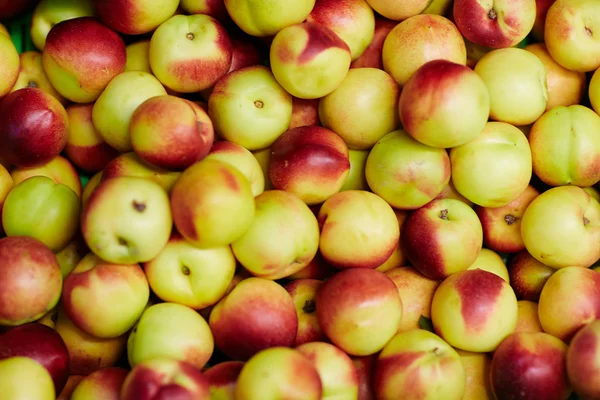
[0,236,62,326]
[270,126,350,205]
[209,278,298,361]
[43,17,127,103]
[0,88,68,168]
[316,268,402,356]
[508,250,554,302]
[490,332,571,400]
[64,103,120,173]
[567,320,600,398]
[121,358,211,400]
[0,323,70,394]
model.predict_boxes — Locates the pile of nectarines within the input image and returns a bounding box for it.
[0,0,599,399]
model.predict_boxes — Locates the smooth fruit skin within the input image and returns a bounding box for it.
[296,341,360,400]
[521,185,600,269]
[402,198,483,280]
[306,0,375,60]
[208,65,293,151]
[450,122,532,208]
[318,190,400,269]
[269,126,351,205]
[318,67,400,150]
[101,152,181,194]
[385,266,440,332]
[121,358,211,400]
[224,0,316,37]
[10,155,82,198]
[2,176,80,252]
[53,307,127,375]
[350,16,397,70]
[127,303,214,369]
[30,0,96,51]
[365,129,451,210]
[0,323,70,394]
[124,40,151,73]
[10,51,66,104]
[514,300,544,334]
[538,267,600,342]
[316,268,403,356]
[64,103,119,173]
[148,14,232,93]
[475,185,540,254]
[81,177,173,264]
[474,47,548,126]
[130,95,215,171]
[209,278,298,361]
[204,141,266,197]
[490,332,571,400]
[62,258,150,339]
[92,71,167,153]
[508,250,555,302]
[591,67,600,115]
[544,0,600,72]
[203,361,244,399]
[525,43,586,111]
[235,347,323,400]
[143,234,236,310]
[0,88,69,168]
[399,59,490,149]
[269,22,352,100]
[457,349,494,400]
[373,329,466,400]
[170,158,255,249]
[529,105,600,187]
[70,367,129,400]
[382,14,467,87]
[93,0,179,35]
[0,356,56,400]
[42,17,126,103]
[567,319,600,398]
[0,31,20,98]
[431,269,518,353]
[452,0,536,49]
[232,190,320,279]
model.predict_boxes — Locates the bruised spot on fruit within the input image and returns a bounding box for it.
[584,217,591,225]
[298,23,349,64]
[504,214,517,225]
[455,270,504,331]
[132,201,146,212]
[303,299,316,314]
[586,27,593,37]
[182,265,191,276]
[439,209,449,220]
[117,237,128,247]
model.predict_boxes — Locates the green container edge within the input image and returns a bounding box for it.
[7,11,90,189]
